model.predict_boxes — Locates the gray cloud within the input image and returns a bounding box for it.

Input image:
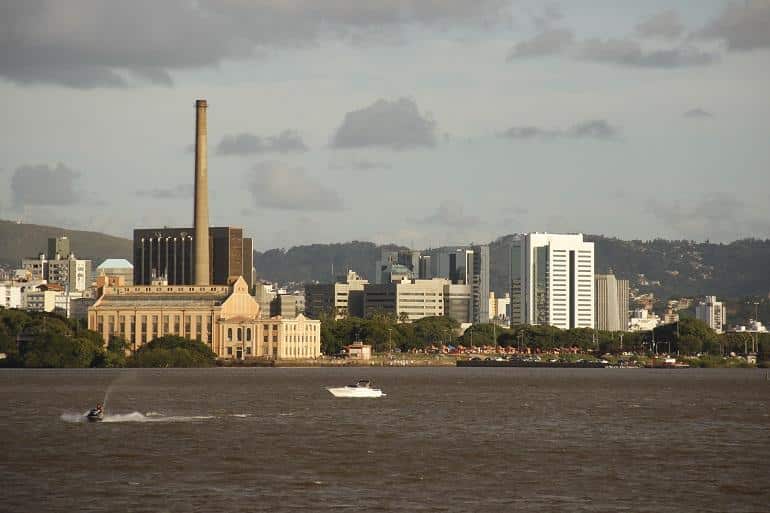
[332,98,437,150]
[247,161,343,211]
[136,184,193,199]
[647,194,770,241]
[636,10,684,40]
[11,163,79,207]
[699,0,770,51]
[501,119,619,140]
[217,131,308,156]
[0,1,509,88]
[330,160,393,171]
[531,4,563,31]
[507,28,575,59]
[422,200,480,227]
[577,38,716,68]
[684,108,714,119]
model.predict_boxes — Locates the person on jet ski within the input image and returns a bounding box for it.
[89,403,103,417]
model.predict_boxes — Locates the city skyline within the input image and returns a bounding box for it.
[1,1,769,250]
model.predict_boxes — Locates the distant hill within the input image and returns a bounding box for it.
[0,220,132,267]
[3,220,768,302]
[255,235,770,301]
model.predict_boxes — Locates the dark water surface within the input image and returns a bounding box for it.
[1,368,768,512]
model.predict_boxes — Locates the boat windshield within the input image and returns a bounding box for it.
[356,380,371,387]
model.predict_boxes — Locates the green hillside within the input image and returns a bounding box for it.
[0,220,132,267]
[254,235,770,301]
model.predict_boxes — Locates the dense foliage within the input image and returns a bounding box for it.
[319,313,770,359]
[0,308,123,367]
[0,309,215,368]
[127,335,216,368]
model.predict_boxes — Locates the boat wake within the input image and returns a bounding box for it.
[60,411,216,423]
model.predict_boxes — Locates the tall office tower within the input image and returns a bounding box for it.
[48,237,71,259]
[695,296,727,334]
[193,99,210,285]
[242,237,254,290]
[471,244,490,324]
[595,272,629,331]
[418,255,432,280]
[516,233,595,330]
[510,237,523,325]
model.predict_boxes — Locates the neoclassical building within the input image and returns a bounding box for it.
[88,277,321,360]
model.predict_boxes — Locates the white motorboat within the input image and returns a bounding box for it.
[327,379,385,398]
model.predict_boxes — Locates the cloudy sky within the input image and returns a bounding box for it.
[2,1,769,250]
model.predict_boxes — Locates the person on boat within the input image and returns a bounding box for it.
[96,403,103,414]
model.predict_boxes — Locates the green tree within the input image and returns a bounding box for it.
[128,335,216,367]
[19,332,104,368]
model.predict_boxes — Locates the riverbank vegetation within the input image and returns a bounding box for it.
[0,309,215,368]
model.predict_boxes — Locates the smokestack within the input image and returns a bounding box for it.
[193,99,210,285]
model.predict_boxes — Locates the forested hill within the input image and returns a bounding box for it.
[0,220,132,266]
[255,236,770,300]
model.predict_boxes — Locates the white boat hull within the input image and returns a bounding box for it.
[327,387,385,398]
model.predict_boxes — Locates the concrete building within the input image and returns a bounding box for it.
[629,309,660,332]
[271,293,301,318]
[22,237,91,292]
[0,282,23,309]
[305,270,368,319]
[345,342,372,360]
[471,244,490,323]
[445,283,472,323]
[489,291,511,321]
[88,277,321,360]
[696,296,727,334]
[512,233,595,330]
[595,272,629,331]
[430,246,489,324]
[662,309,680,325]
[364,278,447,321]
[133,226,253,289]
[96,259,134,286]
[375,249,431,283]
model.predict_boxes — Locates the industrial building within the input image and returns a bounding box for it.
[89,99,317,360]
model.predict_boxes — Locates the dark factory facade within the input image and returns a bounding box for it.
[133,227,253,288]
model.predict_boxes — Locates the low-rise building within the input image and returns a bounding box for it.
[628,309,660,332]
[88,277,321,360]
[345,342,372,360]
[96,259,134,286]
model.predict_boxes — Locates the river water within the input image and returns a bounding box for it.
[1,368,768,512]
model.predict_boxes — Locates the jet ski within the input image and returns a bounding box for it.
[86,408,103,422]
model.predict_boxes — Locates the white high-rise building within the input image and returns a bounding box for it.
[511,233,595,330]
[695,296,726,334]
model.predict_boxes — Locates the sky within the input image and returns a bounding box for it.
[1,0,769,251]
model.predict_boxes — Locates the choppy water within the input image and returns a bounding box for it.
[1,368,768,512]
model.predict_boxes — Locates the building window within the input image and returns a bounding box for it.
[246,328,252,341]
[245,347,252,355]
[237,328,242,341]
[227,328,233,341]
[227,347,232,355]
[263,335,269,343]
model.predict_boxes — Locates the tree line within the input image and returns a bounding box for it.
[0,309,215,368]
[320,313,770,360]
